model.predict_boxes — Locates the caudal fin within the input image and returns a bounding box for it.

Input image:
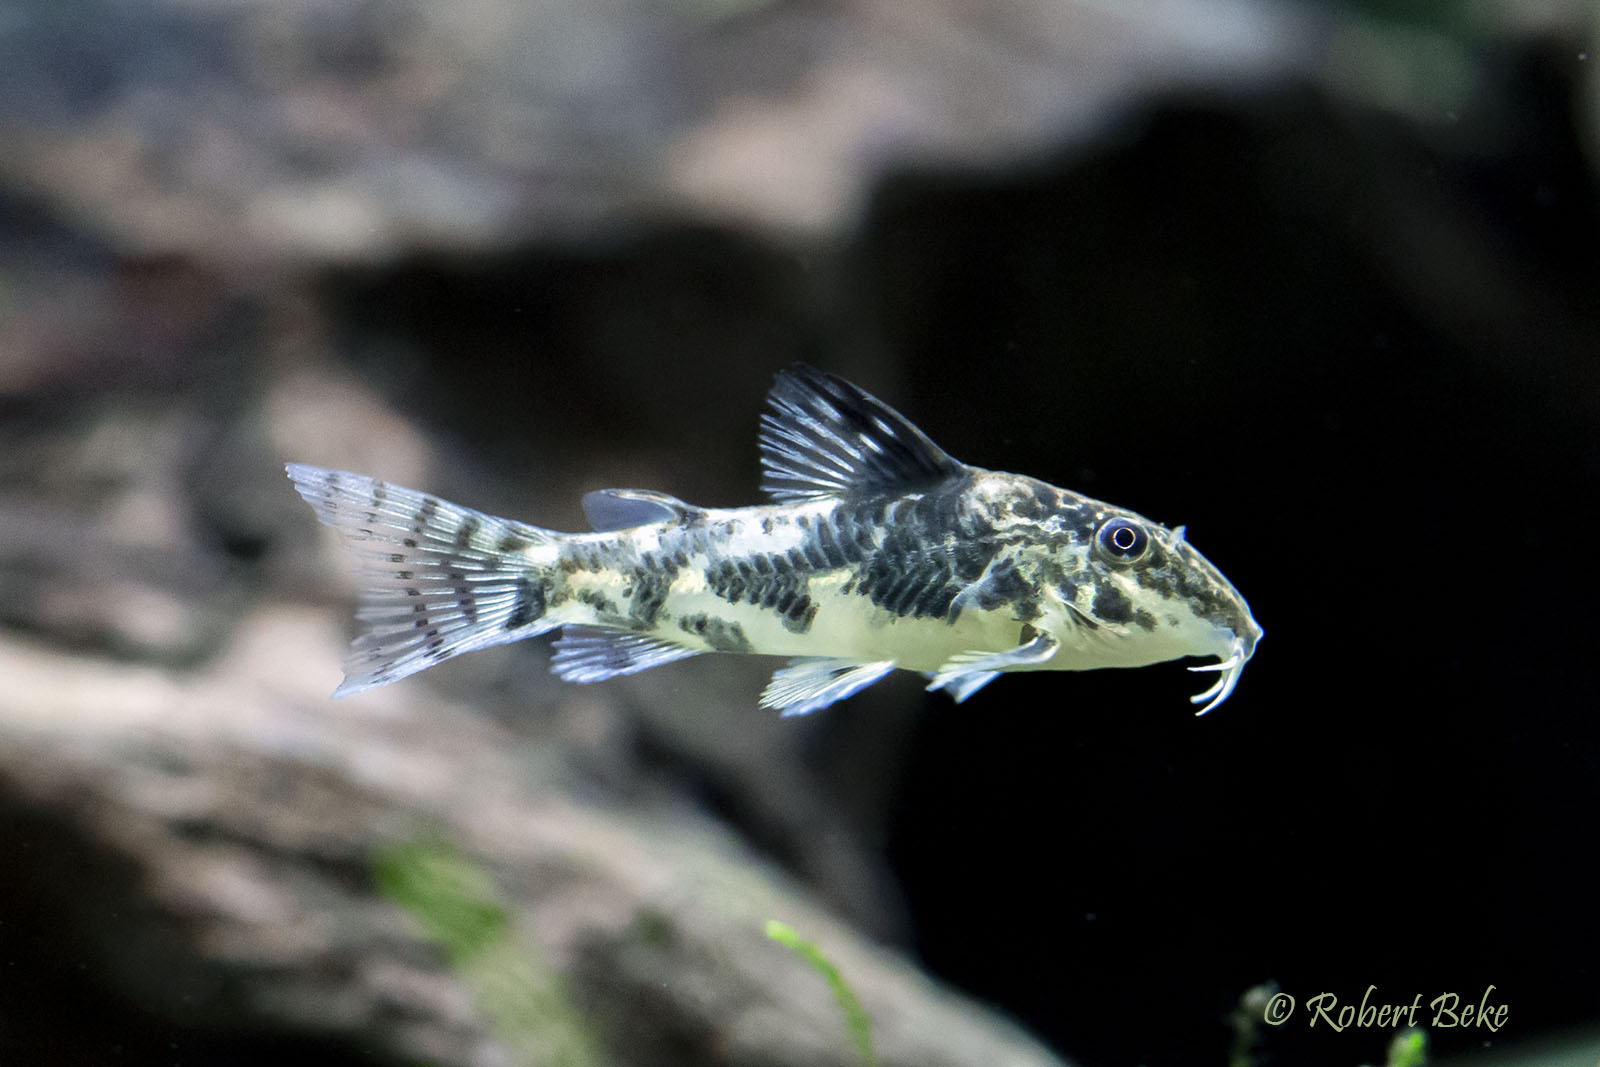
[286,464,560,696]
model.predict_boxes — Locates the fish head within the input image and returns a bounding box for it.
[1040,496,1263,714]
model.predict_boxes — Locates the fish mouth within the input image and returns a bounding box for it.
[1187,635,1255,716]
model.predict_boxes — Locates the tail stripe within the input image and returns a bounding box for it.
[286,465,560,696]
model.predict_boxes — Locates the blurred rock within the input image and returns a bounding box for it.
[0,0,1310,261]
[0,605,1070,1067]
[0,400,242,664]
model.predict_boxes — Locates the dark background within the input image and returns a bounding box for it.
[874,66,1600,1066]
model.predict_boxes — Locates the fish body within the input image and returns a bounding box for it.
[288,366,1262,714]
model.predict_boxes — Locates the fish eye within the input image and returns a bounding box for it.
[1096,519,1149,563]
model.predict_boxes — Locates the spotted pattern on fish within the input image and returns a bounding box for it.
[1092,583,1135,626]
[703,553,817,634]
[498,532,532,555]
[800,509,866,567]
[570,586,621,619]
[623,555,677,627]
[852,480,1001,621]
[970,560,1043,621]
[287,364,1262,714]
[678,613,752,653]
[1124,542,1255,635]
[508,576,545,630]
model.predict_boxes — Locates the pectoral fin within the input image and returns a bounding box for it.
[922,669,1001,703]
[926,630,1059,703]
[760,657,897,717]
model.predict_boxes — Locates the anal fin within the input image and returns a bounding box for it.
[760,657,897,717]
[551,625,701,683]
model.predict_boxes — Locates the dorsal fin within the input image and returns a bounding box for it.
[758,365,965,502]
[582,489,695,531]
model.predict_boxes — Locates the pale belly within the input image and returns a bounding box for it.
[551,563,1026,671]
[675,584,1026,671]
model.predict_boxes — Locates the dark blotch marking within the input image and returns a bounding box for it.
[704,548,815,633]
[626,552,679,627]
[855,498,888,524]
[952,540,992,583]
[814,516,854,567]
[1127,541,1248,633]
[678,613,752,653]
[1039,557,1087,612]
[700,480,1023,631]
[507,575,546,630]
[452,568,476,623]
[801,538,827,569]
[1092,583,1135,626]
[973,560,1043,622]
[574,587,620,618]
[414,496,439,533]
[455,516,481,549]
[845,475,993,622]
[829,504,878,558]
[403,538,418,549]
[558,544,608,575]
[1050,499,1099,544]
[787,596,818,633]
[593,638,637,673]
[1009,483,1051,522]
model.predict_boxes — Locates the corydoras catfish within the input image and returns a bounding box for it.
[287,365,1262,715]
